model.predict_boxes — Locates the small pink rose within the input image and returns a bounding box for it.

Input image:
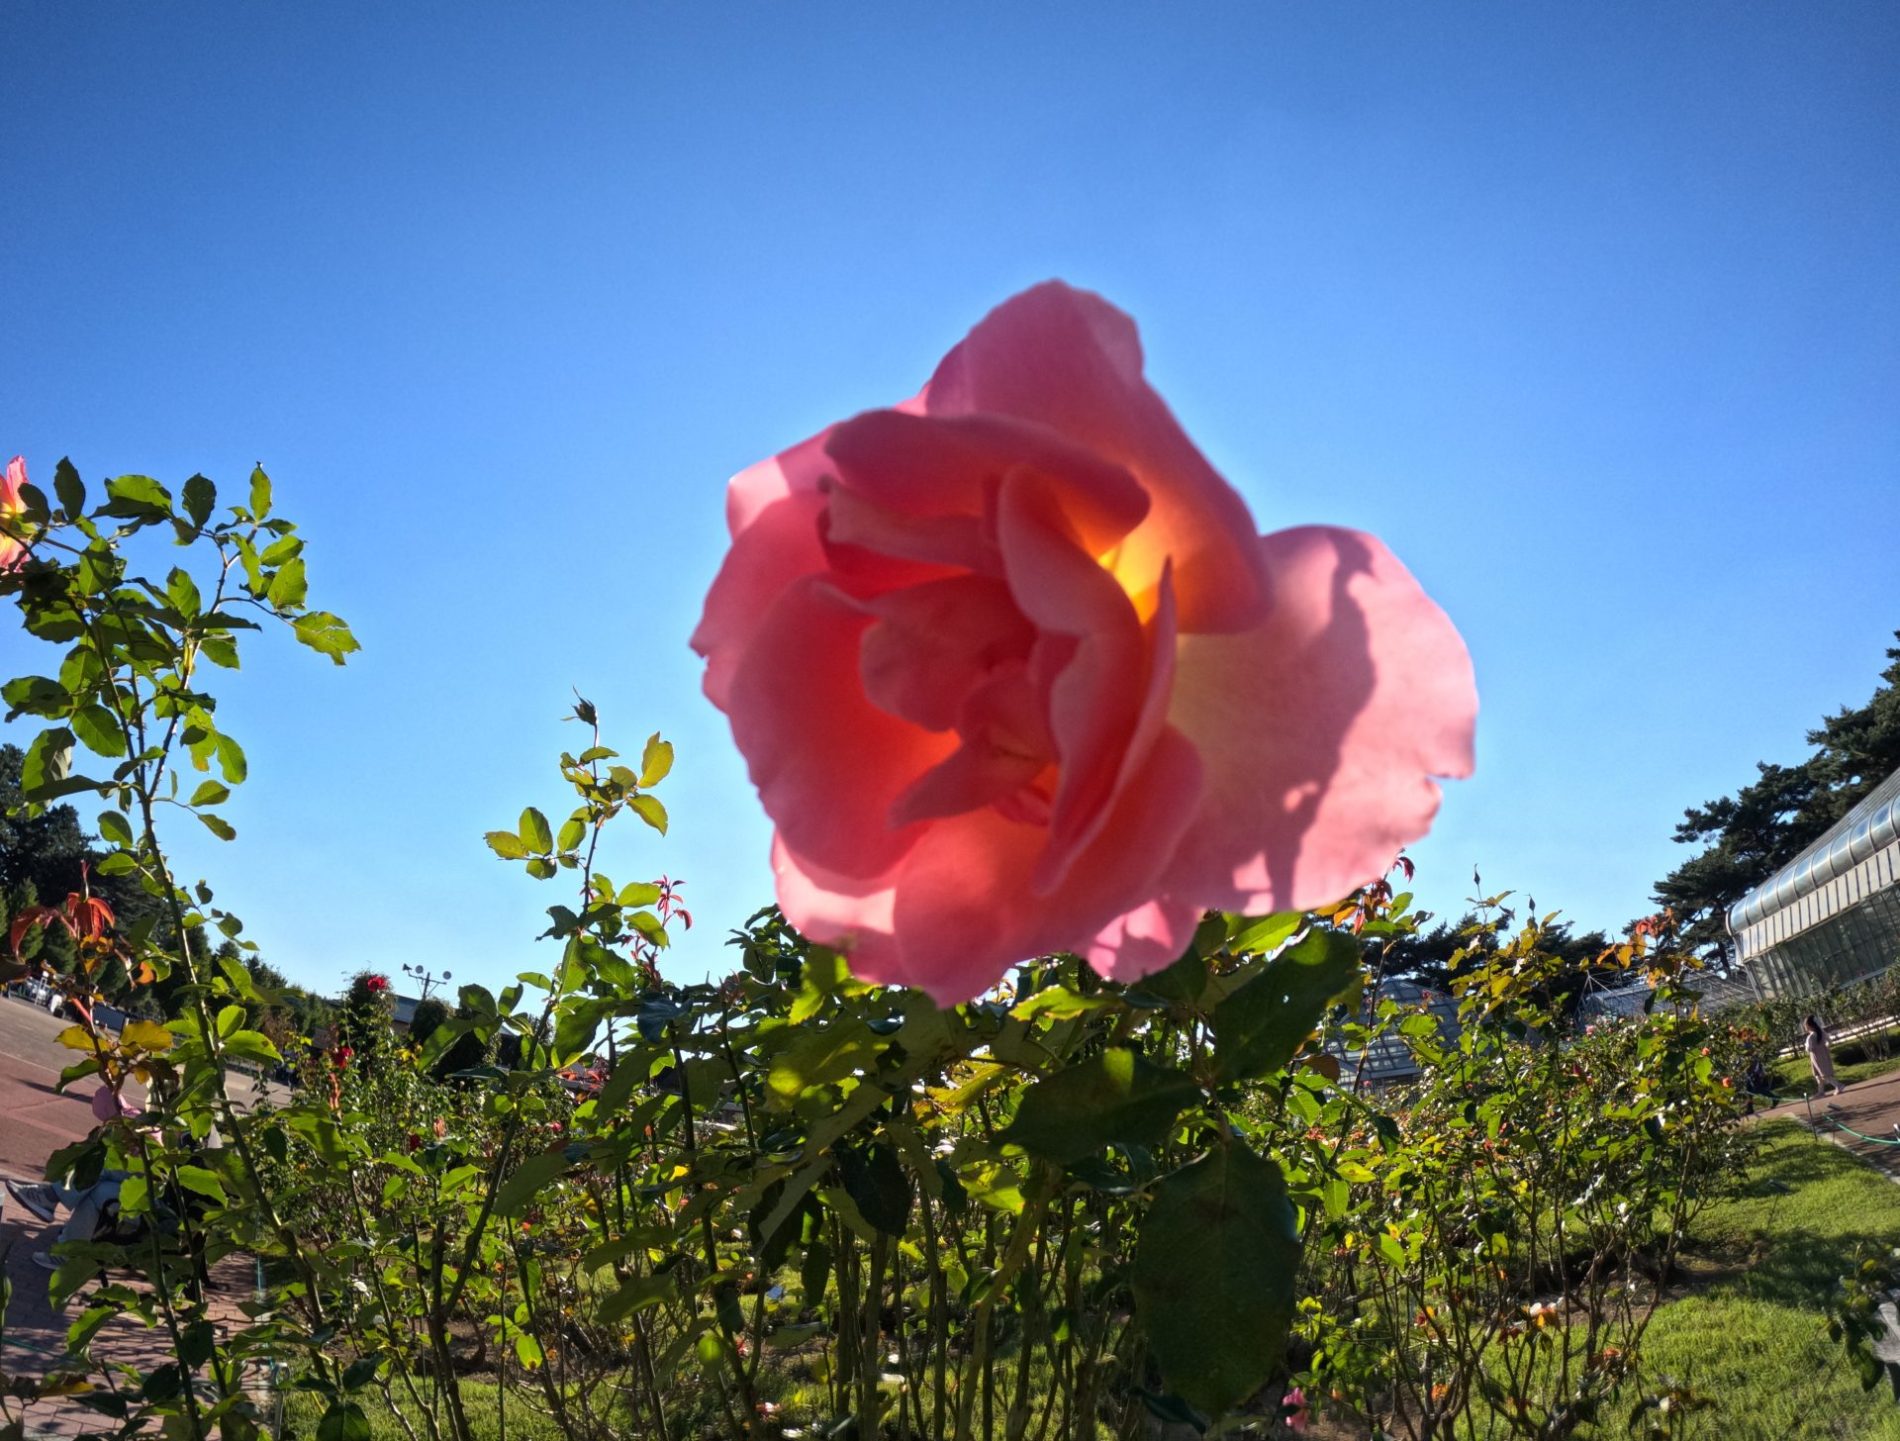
[1284,1385,1310,1434]
[92,1087,142,1124]
[694,283,1476,1003]
[1,456,29,571]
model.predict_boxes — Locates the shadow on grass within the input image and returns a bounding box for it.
[1725,1225,1896,1309]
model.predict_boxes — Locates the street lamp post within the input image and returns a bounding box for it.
[401,962,452,1004]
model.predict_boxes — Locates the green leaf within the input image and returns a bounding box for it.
[556,814,587,852]
[616,880,662,907]
[1,675,70,721]
[118,1174,152,1218]
[1131,1144,1301,1416]
[200,633,241,669]
[640,733,674,787]
[519,807,552,852]
[266,555,308,609]
[222,1030,282,1067]
[100,473,172,520]
[174,1166,227,1204]
[259,533,303,566]
[597,1274,674,1324]
[1010,986,1112,1021]
[1125,941,1211,1005]
[190,779,231,806]
[181,474,215,528]
[249,466,273,520]
[627,794,667,835]
[493,1148,570,1218]
[199,812,237,842]
[485,830,529,859]
[65,1302,117,1355]
[216,732,247,784]
[69,704,127,759]
[21,727,77,799]
[97,810,134,849]
[165,567,202,619]
[52,459,86,518]
[767,1022,881,1102]
[1002,1049,1201,1165]
[627,909,670,947]
[553,998,605,1063]
[292,611,360,665]
[513,1332,544,1369]
[317,1402,370,1441]
[525,857,556,880]
[1228,911,1304,956]
[1211,927,1361,1082]
[839,1142,913,1236]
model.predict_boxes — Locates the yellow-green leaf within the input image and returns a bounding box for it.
[120,1019,173,1053]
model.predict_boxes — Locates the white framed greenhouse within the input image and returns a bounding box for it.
[1727,765,1900,999]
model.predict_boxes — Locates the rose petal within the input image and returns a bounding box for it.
[826,409,1149,553]
[781,726,1204,1004]
[726,575,956,878]
[859,575,1036,732]
[1,456,26,571]
[822,482,998,586]
[888,659,1056,826]
[1160,526,1477,914]
[771,833,901,976]
[994,471,1162,892]
[725,432,833,536]
[1086,895,1203,984]
[692,490,829,710]
[923,282,1267,634]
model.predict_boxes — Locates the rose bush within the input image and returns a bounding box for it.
[695,282,1478,1001]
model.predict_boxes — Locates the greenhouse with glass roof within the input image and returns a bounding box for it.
[1727,764,1900,999]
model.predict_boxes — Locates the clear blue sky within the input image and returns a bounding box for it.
[4,4,1897,996]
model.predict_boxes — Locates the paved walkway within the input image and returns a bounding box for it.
[0,998,275,1439]
[1757,1064,1900,1176]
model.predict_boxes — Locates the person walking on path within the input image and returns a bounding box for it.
[1806,1015,1847,1099]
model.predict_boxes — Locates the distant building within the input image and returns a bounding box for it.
[390,993,422,1032]
[1335,976,1462,1090]
[1727,765,1900,1000]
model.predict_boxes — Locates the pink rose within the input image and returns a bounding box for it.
[694,283,1476,1003]
[1284,1385,1310,1434]
[92,1086,143,1124]
[1,456,28,571]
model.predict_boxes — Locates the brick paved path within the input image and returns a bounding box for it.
[0,998,278,1438]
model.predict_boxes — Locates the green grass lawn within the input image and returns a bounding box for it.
[281,1382,570,1441]
[1618,1122,1900,1440]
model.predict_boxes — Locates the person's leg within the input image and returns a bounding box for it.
[58,1177,123,1245]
